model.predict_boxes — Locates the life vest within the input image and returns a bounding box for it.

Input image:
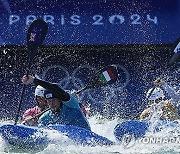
[38,93,91,130]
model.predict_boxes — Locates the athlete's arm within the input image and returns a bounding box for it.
[34,78,70,101]
[161,82,180,107]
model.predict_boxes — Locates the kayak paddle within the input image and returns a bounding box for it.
[14,19,48,125]
[147,37,180,100]
[76,65,118,94]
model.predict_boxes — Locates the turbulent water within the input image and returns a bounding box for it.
[0,116,180,154]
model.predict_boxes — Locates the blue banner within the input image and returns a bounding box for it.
[0,0,180,45]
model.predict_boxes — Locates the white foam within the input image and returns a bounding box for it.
[0,117,179,153]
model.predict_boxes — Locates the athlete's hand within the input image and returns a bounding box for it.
[71,89,79,99]
[21,75,34,85]
[154,78,164,87]
[22,116,37,126]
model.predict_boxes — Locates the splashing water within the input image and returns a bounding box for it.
[0,116,180,154]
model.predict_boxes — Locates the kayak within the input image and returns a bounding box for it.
[0,120,178,150]
[113,120,178,142]
[114,120,148,142]
[0,124,115,149]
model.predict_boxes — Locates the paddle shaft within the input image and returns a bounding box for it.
[75,87,87,95]
[22,107,51,124]
[14,60,32,125]
[146,64,174,100]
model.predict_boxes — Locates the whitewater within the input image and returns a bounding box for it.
[0,116,180,154]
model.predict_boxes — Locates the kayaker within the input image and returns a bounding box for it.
[21,75,91,130]
[140,78,180,121]
[22,85,48,126]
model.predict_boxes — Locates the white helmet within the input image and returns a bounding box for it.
[35,85,45,97]
[177,90,180,95]
[146,87,165,101]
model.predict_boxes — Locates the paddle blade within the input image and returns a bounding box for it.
[168,37,180,66]
[86,65,118,89]
[27,19,48,61]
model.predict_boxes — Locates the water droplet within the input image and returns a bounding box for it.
[3,49,7,54]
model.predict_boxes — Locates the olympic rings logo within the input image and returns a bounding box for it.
[41,64,130,104]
